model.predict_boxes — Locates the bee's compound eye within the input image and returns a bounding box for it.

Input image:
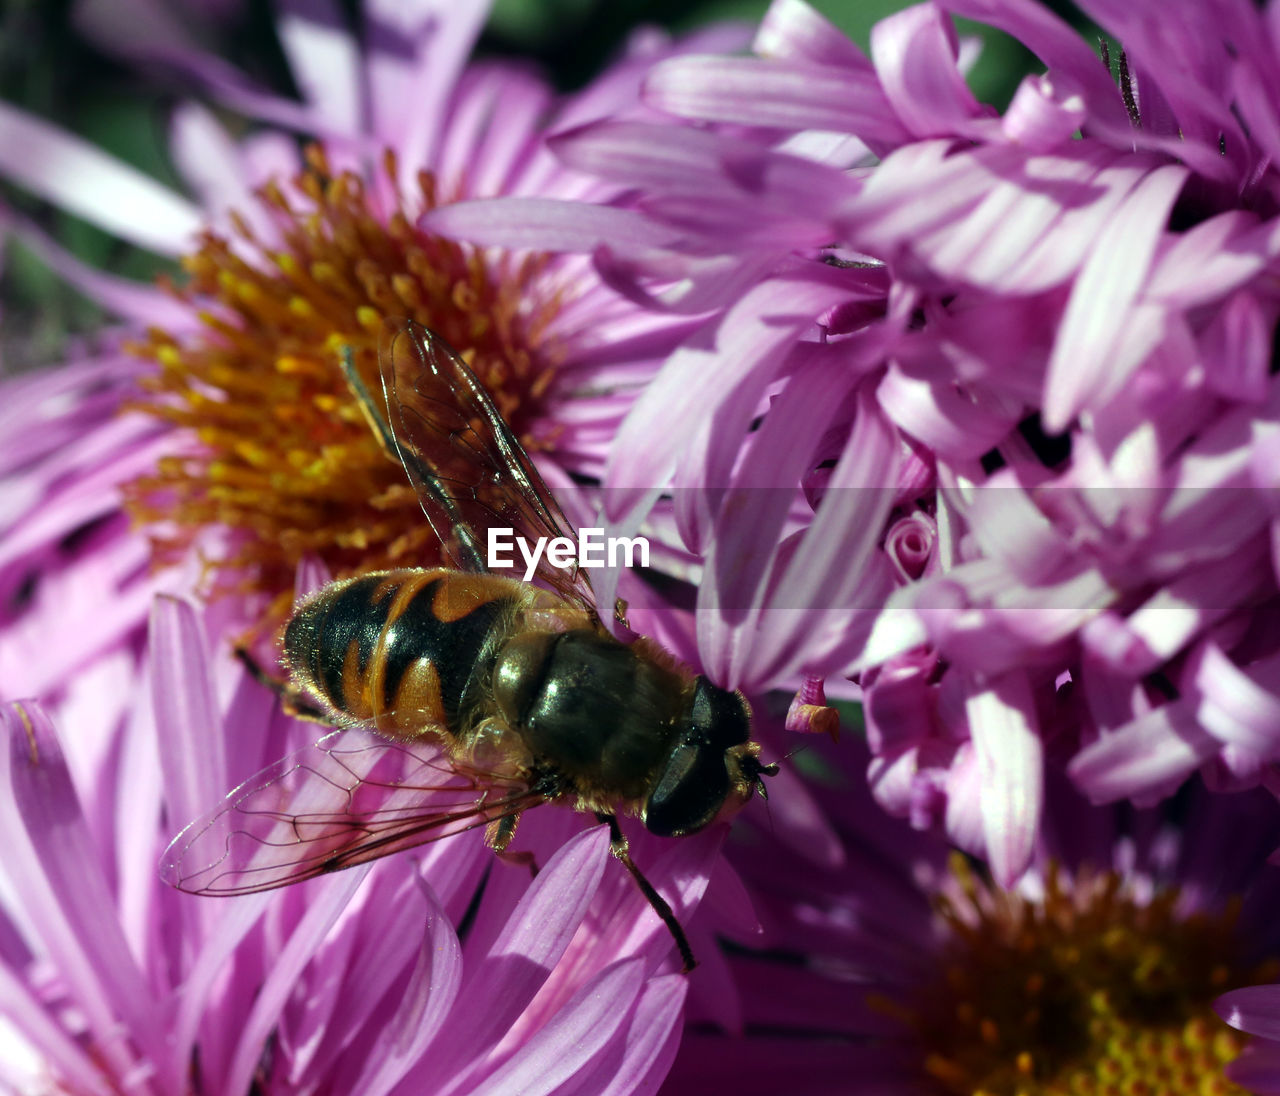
[644,676,752,837]
[643,739,731,838]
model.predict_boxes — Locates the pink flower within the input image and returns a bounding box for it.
[0,5,767,1089]
[668,734,1280,1092]
[428,0,1280,882]
[0,3,743,703]
[0,597,700,1094]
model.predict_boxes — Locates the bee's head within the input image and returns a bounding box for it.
[642,677,773,838]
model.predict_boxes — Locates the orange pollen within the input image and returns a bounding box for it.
[896,854,1274,1095]
[122,146,564,627]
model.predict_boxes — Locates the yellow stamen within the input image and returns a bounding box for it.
[895,854,1267,1095]
[123,146,563,629]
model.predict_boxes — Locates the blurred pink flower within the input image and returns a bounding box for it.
[428,0,1280,883]
[0,597,703,1094]
[667,734,1280,1093]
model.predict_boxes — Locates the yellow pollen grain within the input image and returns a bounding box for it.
[123,145,564,632]
[900,856,1262,1096]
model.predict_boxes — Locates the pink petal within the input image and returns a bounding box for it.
[1145,210,1268,308]
[697,343,859,677]
[73,0,202,57]
[148,597,230,833]
[428,826,610,1085]
[871,4,986,140]
[424,197,682,255]
[744,384,902,687]
[1218,984,1280,1040]
[1202,290,1273,404]
[1068,698,1217,802]
[0,702,165,1077]
[6,216,197,328]
[585,974,688,1096]
[1227,1043,1280,1095]
[275,0,362,133]
[1044,164,1187,430]
[343,885,463,1096]
[224,867,372,1096]
[753,0,870,68]
[644,56,909,150]
[364,1,486,169]
[0,945,112,1095]
[878,366,1015,460]
[1193,644,1280,756]
[1001,73,1087,151]
[466,959,645,1096]
[965,670,1043,886]
[0,102,202,254]
[606,268,862,530]
[942,0,1132,131]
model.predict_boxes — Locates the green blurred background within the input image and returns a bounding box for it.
[0,0,1097,369]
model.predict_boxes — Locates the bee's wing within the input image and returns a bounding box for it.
[160,728,543,896]
[373,319,597,615]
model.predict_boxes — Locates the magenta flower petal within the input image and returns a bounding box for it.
[1001,73,1087,150]
[0,702,165,1076]
[606,268,861,528]
[753,0,870,67]
[1228,1046,1280,1096]
[5,215,198,328]
[645,55,909,149]
[275,0,363,133]
[224,867,372,1096]
[870,3,987,140]
[1221,986,1280,1042]
[425,197,682,255]
[943,0,1132,129]
[1069,698,1218,803]
[148,596,230,839]
[587,974,688,1096]
[1043,164,1187,431]
[965,670,1043,886]
[424,826,610,1088]
[346,894,462,1096]
[0,102,201,252]
[362,1,488,166]
[465,958,646,1096]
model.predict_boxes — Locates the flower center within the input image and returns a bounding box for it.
[897,856,1269,1095]
[123,146,561,625]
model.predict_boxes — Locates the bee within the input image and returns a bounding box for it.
[161,320,775,971]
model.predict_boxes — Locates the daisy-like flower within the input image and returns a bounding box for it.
[427,0,1280,883]
[0,2,768,1089]
[665,731,1280,1094]
[0,1,745,686]
[0,596,702,1095]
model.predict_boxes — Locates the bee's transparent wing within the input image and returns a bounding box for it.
[160,728,541,895]
[370,319,597,615]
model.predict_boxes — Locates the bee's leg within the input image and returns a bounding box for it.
[487,812,539,877]
[595,812,696,974]
[233,646,335,725]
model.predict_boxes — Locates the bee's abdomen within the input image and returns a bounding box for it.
[283,569,515,738]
